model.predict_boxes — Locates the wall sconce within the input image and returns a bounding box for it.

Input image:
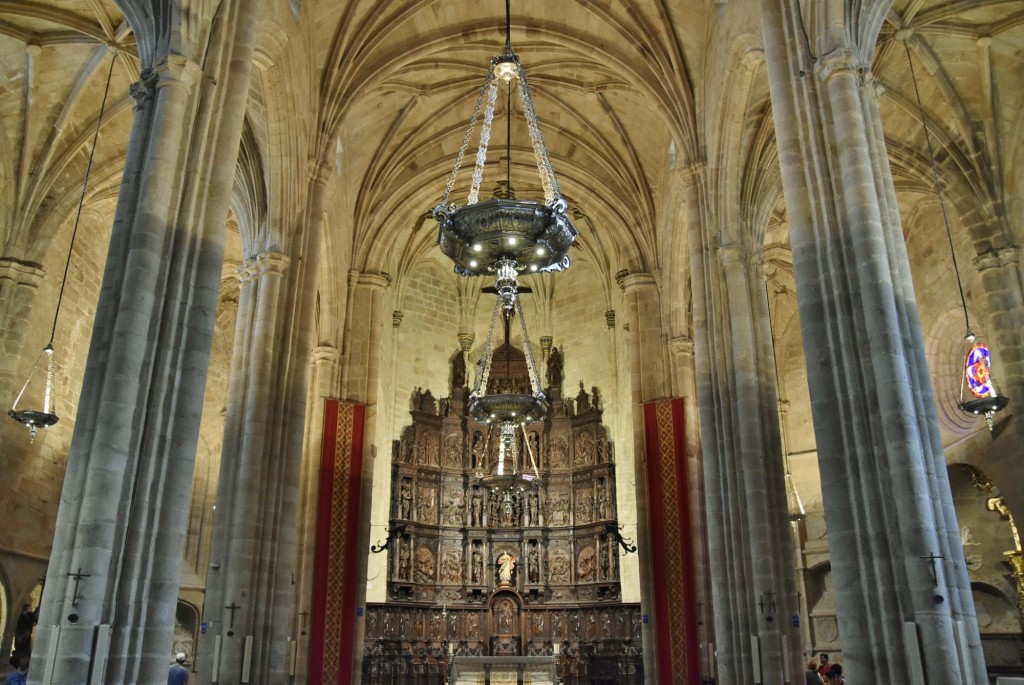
[370,523,406,553]
[606,523,637,554]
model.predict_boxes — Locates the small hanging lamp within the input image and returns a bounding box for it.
[8,56,116,442]
[903,37,1009,431]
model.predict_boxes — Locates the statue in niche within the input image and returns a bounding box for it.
[471,488,483,527]
[526,490,539,526]
[368,609,379,637]
[602,612,612,638]
[528,431,541,468]
[578,547,596,582]
[471,544,483,584]
[497,550,516,585]
[528,544,540,584]
[452,349,466,389]
[383,610,394,637]
[467,612,480,636]
[595,483,607,520]
[399,480,412,519]
[631,614,641,640]
[471,431,484,469]
[546,347,563,390]
[398,539,411,579]
[414,547,435,584]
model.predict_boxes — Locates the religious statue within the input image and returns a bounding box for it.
[471,545,483,584]
[471,431,484,469]
[451,349,466,390]
[496,599,514,633]
[546,346,563,390]
[399,480,412,519]
[471,489,483,527]
[497,550,516,585]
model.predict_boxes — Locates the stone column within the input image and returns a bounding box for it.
[343,271,390,683]
[292,345,341,684]
[689,181,800,685]
[761,2,985,682]
[29,5,257,682]
[617,271,667,681]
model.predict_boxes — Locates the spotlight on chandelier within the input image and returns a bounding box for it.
[8,56,116,442]
[902,35,1008,431]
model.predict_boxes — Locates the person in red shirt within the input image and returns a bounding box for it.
[816,653,831,681]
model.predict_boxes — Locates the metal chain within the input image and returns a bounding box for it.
[468,78,500,205]
[515,62,560,203]
[515,297,543,396]
[440,66,496,208]
[472,296,504,398]
[521,424,540,479]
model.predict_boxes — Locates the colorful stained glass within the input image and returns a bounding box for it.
[964,343,994,399]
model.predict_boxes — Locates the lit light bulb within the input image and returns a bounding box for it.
[469,260,478,268]
[473,243,483,252]
[508,237,518,246]
[529,265,538,272]
[536,247,545,256]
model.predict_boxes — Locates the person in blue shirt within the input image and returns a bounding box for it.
[4,656,28,685]
[168,652,189,685]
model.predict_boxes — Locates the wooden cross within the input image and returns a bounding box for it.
[67,568,91,607]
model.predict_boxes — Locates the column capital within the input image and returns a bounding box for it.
[237,252,290,282]
[678,160,707,188]
[355,271,390,292]
[0,258,45,288]
[309,156,333,186]
[458,332,476,352]
[974,246,1019,272]
[130,68,160,107]
[312,345,341,365]
[154,53,202,93]
[670,336,694,356]
[615,271,657,292]
[814,47,860,84]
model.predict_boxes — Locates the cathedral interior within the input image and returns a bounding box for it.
[0,1,1023,684]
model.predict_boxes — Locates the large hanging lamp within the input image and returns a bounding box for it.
[903,38,1009,431]
[432,0,578,290]
[9,57,116,442]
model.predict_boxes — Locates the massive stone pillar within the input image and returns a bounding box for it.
[761,2,985,682]
[343,271,390,683]
[29,4,257,683]
[199,159,330,684]
[687,161,800,683]
[617,271,667,682]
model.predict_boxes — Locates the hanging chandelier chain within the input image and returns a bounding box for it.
[515,63,560,203]
[902,40,972,337]
[440,66,497,209]
[472,296,503,397]
[468,78,500,205]
[505,0,512,52]
[521,423,540,480]
[515,297,543,395]
[51,55,117,347]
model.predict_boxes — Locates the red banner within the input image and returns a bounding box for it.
[309,399,366,685]
[643,398,699,685]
